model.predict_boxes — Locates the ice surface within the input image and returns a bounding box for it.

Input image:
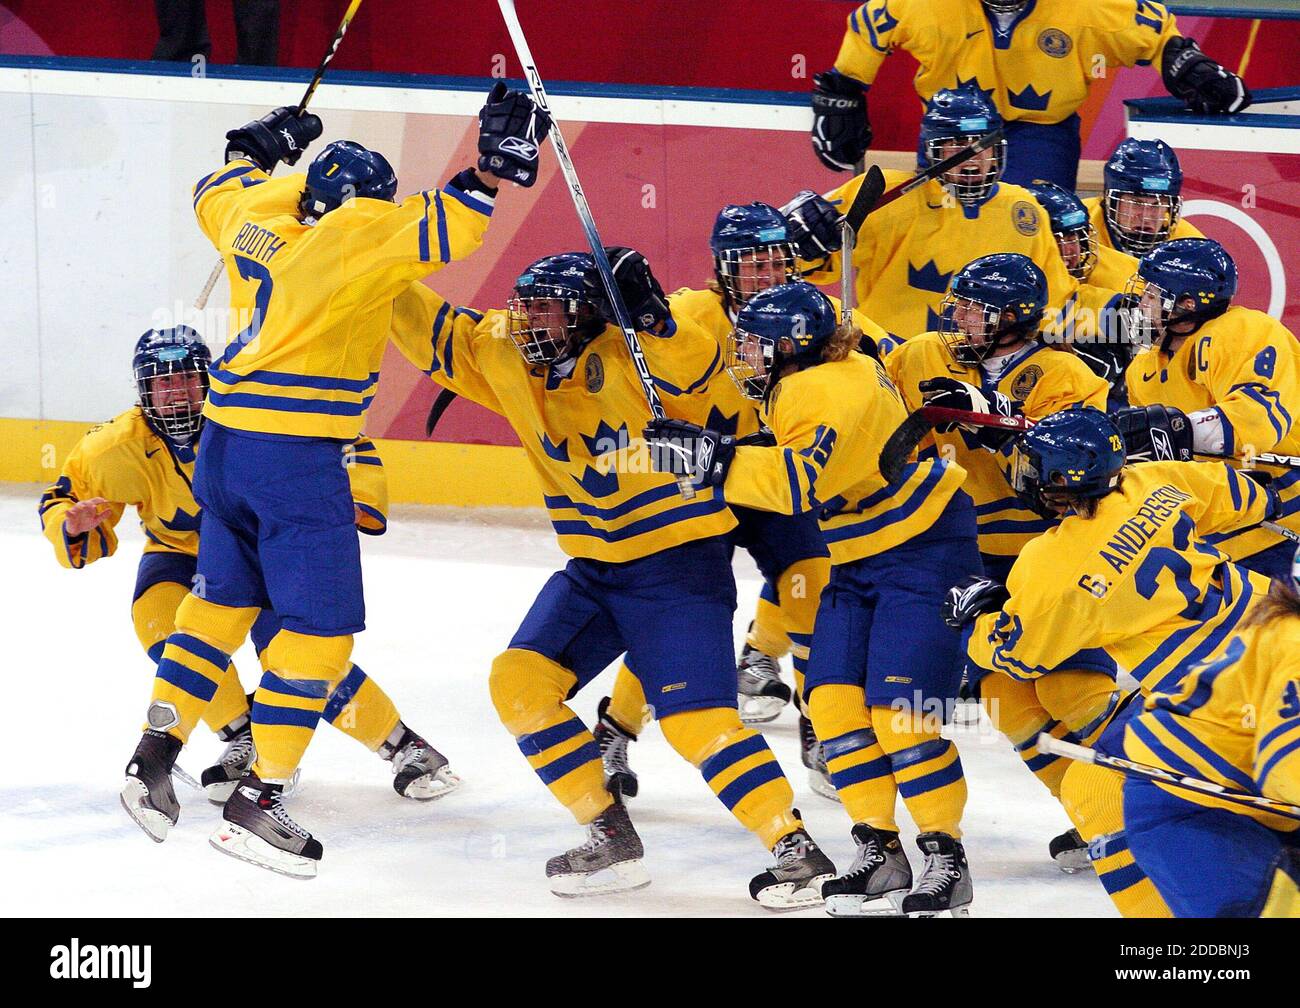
[0,484,1115,917]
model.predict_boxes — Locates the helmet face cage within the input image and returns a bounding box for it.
[714,243,797,309]
[135,349,209,444]
[1053,220,1098,282]
[507,290,596,366]
[926,134,1006,206]
[1104,190,1182,257]
[1122,273,1177,348]
[938,293,1007,367]
[726,324,775,401]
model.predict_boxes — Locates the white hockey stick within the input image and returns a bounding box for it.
[497,0,696,499]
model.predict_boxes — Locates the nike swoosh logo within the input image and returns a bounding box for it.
[966,29,984,39]
[144,448,160,459]
[1142,371,1159,381]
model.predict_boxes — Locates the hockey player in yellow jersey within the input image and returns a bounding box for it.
[1118,238,1300,580]
[791,86,1075,341]
[644,282,980,917]
[47,329,460,839]
[1083,139,1203,259]
[1122,547,1300,917]
[389,251,836,908]
[945,405,1283,915]
[119,84,547,879]
[812,0,1248,189]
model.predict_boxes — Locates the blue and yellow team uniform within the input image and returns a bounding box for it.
[38,408,409,754]
[389,282,807,849]
[1123,607,1300,917]
[152,159,492,782]
[968,460,1273,915]
[1126,306,1300,578]
[1082,197,1203,256]
[886,334,1118,796]
[723,349,977,838]
[835,0,1180,187]
[809,169,1076,341]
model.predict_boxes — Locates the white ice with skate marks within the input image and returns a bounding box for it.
[0,485,1117,917]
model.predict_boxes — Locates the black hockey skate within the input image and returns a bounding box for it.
[749,818,836,911]
[210,773,322,879]
[380,723,462,800]
[594,696,639,800]
[899,832,973,917]
[546,800,649,897]
[737,643,792,724]
[823,824,914,917]
[800,714,840,803]
[1049,827,1092,874]
[200,715,254,805]
[121,729,183,842]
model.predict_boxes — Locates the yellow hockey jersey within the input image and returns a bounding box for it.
[968,461,1271,692]
[810,169,1076,341]
[388,284,736,563]
[1083,197,1203,255]
[1126,306,1300,561]
[193,160,493,440]
[723,350,967,566]
[834,0,1179,126]
[1126,606,1300,831]
[666,285,891,437]
[1088,242,1140,293]
[39,408,389,569]
[886,333,1107,556]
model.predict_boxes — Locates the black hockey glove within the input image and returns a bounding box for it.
[943,575,1010,630]
[919,377,1022,450]
[225,106,323,171]
[1162,37,1251,115]
[1111,404,1194,462]
[1239,470,1284,521]
[478,81,551,187]
[811,70,872,172]
[781,189,844,262]
[643,419,736,487]
[605,246,671,334]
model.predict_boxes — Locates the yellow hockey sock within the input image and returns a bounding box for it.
[808,684,898,831]
[319,663,402,751]
[775,556,828,686]
[747,591,789,659]
[251,630,353,781]
[875,705,966,838]
[980,671,1072,797]
[607,663,650,737]
[490,648,611,825]
[660,706,799,849]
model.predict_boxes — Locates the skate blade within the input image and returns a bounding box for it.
[825,890,908,918]
[399,767,463,801]
[807,769,842,804]
[755,873,834,912]
[549,858,650,898]
[739,694,787,724]
[209,822,318,880]
[1053,850,1093,874]
[205,780,238,805]
[905,903,973,918]
[120,777,174,843]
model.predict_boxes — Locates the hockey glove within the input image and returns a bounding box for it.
[605,246,671,334]
[811,70,872,172]
[781,189,844,262]
[1111,404,1194,462]
[225,106,323,171]
[919,377,1022,449]
[1162,37,1251,115]
[478,81,551,187]
[643,419,736,487]
[943,575,1010,630]
[1239,470,1283,521]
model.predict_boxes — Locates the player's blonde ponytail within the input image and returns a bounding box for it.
[1247,577,1300,628]
[822,323,861,363]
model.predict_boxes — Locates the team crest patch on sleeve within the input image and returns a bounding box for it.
[1011,364,1043,400]
[1012,201,1040,236]
[1038,29,1072,58]
[585,354,605,393]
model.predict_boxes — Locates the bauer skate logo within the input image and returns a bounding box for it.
[49,939,151,988]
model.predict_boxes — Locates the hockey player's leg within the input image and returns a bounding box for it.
[122,592,259,842]
[490,647,647,897]
[1060,762,1172,917]
[597,665,647,800]
[737,592,793,724]
[978,671,1071,796]
[659,705,834,910]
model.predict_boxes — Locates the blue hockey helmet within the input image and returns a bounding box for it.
[1125,237,1237,350]
[1102,139,1184,256]
[709,202,797,310]
[133,326,211,444]
[939,253,1048,367]
[508,252,609,366]
[1026,180,1098,282]
[1010,405,1126,518]
[919,85,1006,206]
[299,141,398,223]
[728,281,838,402]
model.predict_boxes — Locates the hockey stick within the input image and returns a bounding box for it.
[425,387,458,437]
[1036,733,1300,823]
[870,127,1005,218]
[879,406,1030,482]
[498,0,696,499]
[193,0,366,311]
[838,165,884,326]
